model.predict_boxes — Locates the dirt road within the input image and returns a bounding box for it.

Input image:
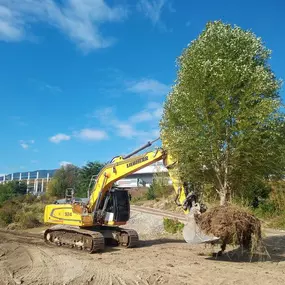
[0,207,285,285]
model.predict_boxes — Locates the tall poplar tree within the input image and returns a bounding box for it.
[161,21,284,205]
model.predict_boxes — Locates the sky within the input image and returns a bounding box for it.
[0,0,284,174]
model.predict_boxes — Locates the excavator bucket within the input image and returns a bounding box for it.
[182,206,220,244]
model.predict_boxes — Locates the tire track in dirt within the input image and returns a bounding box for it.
[1,210,285,285]
[0,230,144,285]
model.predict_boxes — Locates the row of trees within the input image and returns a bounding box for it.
[47,161,104,198]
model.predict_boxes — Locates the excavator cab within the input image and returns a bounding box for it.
[95,188,130,225]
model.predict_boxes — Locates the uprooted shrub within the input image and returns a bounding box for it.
[196,205,264,256]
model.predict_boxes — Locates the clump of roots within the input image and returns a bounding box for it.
[195,205,268,259]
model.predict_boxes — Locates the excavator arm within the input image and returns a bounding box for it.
[87,138,197,220]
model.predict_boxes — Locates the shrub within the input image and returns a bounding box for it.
[163,218,184,234]
[0,202,17,226]
[269,181,285,212]
[23,194,38,204]
[253,200,277,218]
[0,193,51,229]
[15,211,42,228]
[268,212,285,229]
[251,181,285,220]
[146,185,156,200]
[38,193,56,204]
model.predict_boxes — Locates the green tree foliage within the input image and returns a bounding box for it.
[12,181,27,195]
[47,164,80,198]
[0,181,28,206]
[146,172,173,200]
[0,183,15,206]
[161,21,285,205]
[77,161,104,197]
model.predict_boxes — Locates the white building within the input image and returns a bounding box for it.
[116,161,169,188]
[0,170,56,194]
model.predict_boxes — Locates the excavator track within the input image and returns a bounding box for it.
[117,228,139,248]
[44,225,105,253]
[44,226,139,253]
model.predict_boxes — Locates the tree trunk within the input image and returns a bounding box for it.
[219,188,231,206]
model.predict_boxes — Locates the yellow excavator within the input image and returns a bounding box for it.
[43,138,218,253]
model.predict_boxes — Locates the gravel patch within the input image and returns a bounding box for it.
[123,210,165,238]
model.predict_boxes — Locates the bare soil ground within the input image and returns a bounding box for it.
[0,208,285,285]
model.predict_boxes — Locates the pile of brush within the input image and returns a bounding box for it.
[195,205,265,256]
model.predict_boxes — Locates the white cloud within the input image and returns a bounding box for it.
[137,0,175,31]
[20,143,29,149]
[127,79,169,96]
[9,115,28,127]
[152,129,160,137]
[19,139,35,149]
[49,128,107,144]
[147,101,162,109]
[130,102,163,124]
[137,0,167,25]
[129,106,162,123]
[91,102,163,141]
[49,133,71,143]
[76,128,108,141]
[60,161,72,167]
[116,123,138,138]
[44,84,62,93]
[0,0,128,51]
[130,111,153,123]
[0,5,24,41]
[153,107,163,118]
[29,78,62,94]
[90,106,114,119]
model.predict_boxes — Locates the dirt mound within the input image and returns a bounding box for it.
[196,205,262,252]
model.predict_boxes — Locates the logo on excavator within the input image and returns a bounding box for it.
[127,156,148,168]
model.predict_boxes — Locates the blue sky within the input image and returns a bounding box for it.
[0,0,284,174]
